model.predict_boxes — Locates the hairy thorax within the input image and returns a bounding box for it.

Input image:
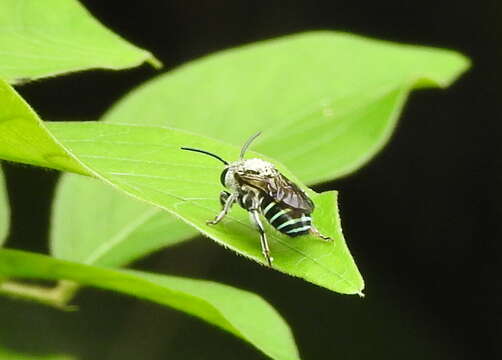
[223,158,277,192]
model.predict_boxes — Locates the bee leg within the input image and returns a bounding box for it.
[219,191,231,207]
[249,209,273,267]
[208,192,237,225]
[310,226,332,241]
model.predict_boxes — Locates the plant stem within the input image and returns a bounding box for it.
[0,279,80,310]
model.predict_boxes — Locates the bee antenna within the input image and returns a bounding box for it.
[180,147,229,165]
[240,131,262,159]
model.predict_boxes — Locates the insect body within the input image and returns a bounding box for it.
[181,132,330,266]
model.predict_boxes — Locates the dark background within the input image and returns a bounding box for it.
[1,1,500,359]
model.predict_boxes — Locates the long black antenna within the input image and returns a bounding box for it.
[180,147,229,165]
[240,131,262,159]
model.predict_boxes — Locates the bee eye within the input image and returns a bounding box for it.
[220,168,229,186]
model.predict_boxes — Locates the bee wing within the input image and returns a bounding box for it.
[238,173,314,211]
[269,173,314,211]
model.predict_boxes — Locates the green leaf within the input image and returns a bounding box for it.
[103,31,469,183]
[1,32,470,294]
[45,121,363,294]
[0,167,9,246]
[0,0,160,84]
[0,78,196,274]
[0,347,73,360]
[50,31,469,272]
[0,82,363,294]
[50,174,195,267]
[0,79,88,174]
[0,249,300,360]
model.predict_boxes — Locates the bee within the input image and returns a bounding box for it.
[181,132,330,266]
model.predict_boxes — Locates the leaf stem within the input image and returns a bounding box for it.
[0,279,80,310]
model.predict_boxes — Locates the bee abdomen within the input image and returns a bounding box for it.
[261,197,311,237]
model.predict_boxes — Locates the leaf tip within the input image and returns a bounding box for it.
[147,55,164,70]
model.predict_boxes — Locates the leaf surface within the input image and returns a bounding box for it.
[0,32,471,293]
[46,121,363,294]
[0,248,300,360]
[50,174,194,266]
[0,79,364,293]
[50,31,469,270]
[0,347,73,360]
[0,0,160,83]
[0,79,88,174]
[104,31,469,183]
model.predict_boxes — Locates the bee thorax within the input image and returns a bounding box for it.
[239,158,276,175]
[223,158,277,192]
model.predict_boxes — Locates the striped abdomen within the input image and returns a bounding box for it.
[260,196,312,237]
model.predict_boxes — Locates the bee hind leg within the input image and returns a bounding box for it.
[310,226,332,241]
[207,192,237,225]
[249,209,273,267]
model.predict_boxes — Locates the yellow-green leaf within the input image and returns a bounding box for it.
[104,31,469,183]
[47,121,364,294]
[0,249,300,360]
[50,174,195,267]
[0,0,160,84]
[50,31,469,272]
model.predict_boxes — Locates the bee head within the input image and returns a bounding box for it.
[181,131,263,190]
[220,167,229,186]
[220,158,276,192]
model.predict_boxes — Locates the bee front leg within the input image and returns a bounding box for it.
[207,192,237,225]
[219,191,231,207]
[249,209,273,267]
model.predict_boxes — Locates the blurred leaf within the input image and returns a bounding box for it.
[0,0,160,84]
[50,174,195,267]
[0,167,9,246]
[46,121,363,294]
[0,249,300,360]
[104,31,469,183]
[0,79,88,174]
[0,346,73,360]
